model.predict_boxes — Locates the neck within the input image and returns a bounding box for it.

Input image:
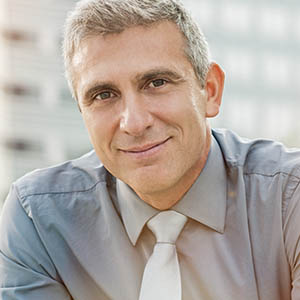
[137,131,212,210]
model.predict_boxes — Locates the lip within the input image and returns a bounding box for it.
[120,137,171,157]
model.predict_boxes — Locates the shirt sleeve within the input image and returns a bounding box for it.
[283,178,300,299]
[0,185,72,300]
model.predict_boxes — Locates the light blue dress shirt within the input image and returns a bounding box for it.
[1,129,300,299]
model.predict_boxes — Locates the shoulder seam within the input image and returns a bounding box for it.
[244,171,300,180]
[17,179,106,200]
[228,162,300,180]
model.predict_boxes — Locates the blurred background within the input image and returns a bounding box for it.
[0,0,300,209]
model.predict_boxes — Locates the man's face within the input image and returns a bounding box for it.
[74,21,221,204]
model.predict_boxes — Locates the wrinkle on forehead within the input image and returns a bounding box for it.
[73,21,185,68]
[72,21,197,98]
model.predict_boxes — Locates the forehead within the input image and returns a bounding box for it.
[72,21,194,95]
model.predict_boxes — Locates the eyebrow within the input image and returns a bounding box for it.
[135,68,184,83]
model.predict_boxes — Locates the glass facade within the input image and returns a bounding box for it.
[184,0,300,146]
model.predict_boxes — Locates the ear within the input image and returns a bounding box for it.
[205,62,225,118]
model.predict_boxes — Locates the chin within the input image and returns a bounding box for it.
[125,170,176,195]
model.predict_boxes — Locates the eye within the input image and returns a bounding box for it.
[148,79,167,88]
[94,91,115,100]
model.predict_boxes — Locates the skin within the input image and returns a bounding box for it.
[73,21,225,210]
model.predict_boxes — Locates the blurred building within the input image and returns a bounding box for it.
[0,0,91,206]
[184,0,300,145]
[0,0,300,206]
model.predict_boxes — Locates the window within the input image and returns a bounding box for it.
[1,28,36,43]
[294,11,300,40]
[224,50,254,82]
[261,54,290,88]
[4,139,41,152]
[188,1,214,28]
[221,2,252,34]
[1,82,39,98]
[259,6,289,40]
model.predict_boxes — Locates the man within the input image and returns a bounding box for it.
[0,0,299,299]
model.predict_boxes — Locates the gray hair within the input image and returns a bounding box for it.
[63,0,211,99]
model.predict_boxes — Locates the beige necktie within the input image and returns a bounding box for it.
[139,210,187,300]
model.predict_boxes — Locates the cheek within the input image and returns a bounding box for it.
[154,95,188,123]
[190,90,207,115]
[171,95,206,129]
[82,111,108,146]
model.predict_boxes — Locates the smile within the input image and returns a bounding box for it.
[120,137,171,157]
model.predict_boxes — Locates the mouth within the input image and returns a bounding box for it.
[120,137,171,154]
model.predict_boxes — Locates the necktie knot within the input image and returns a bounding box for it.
[147,210,187,244]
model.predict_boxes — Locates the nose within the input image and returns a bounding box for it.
[120,93,154,136]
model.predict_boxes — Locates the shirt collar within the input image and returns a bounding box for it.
[116,179,158,246]
[173,136,227,234]
[116,135,227,246]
